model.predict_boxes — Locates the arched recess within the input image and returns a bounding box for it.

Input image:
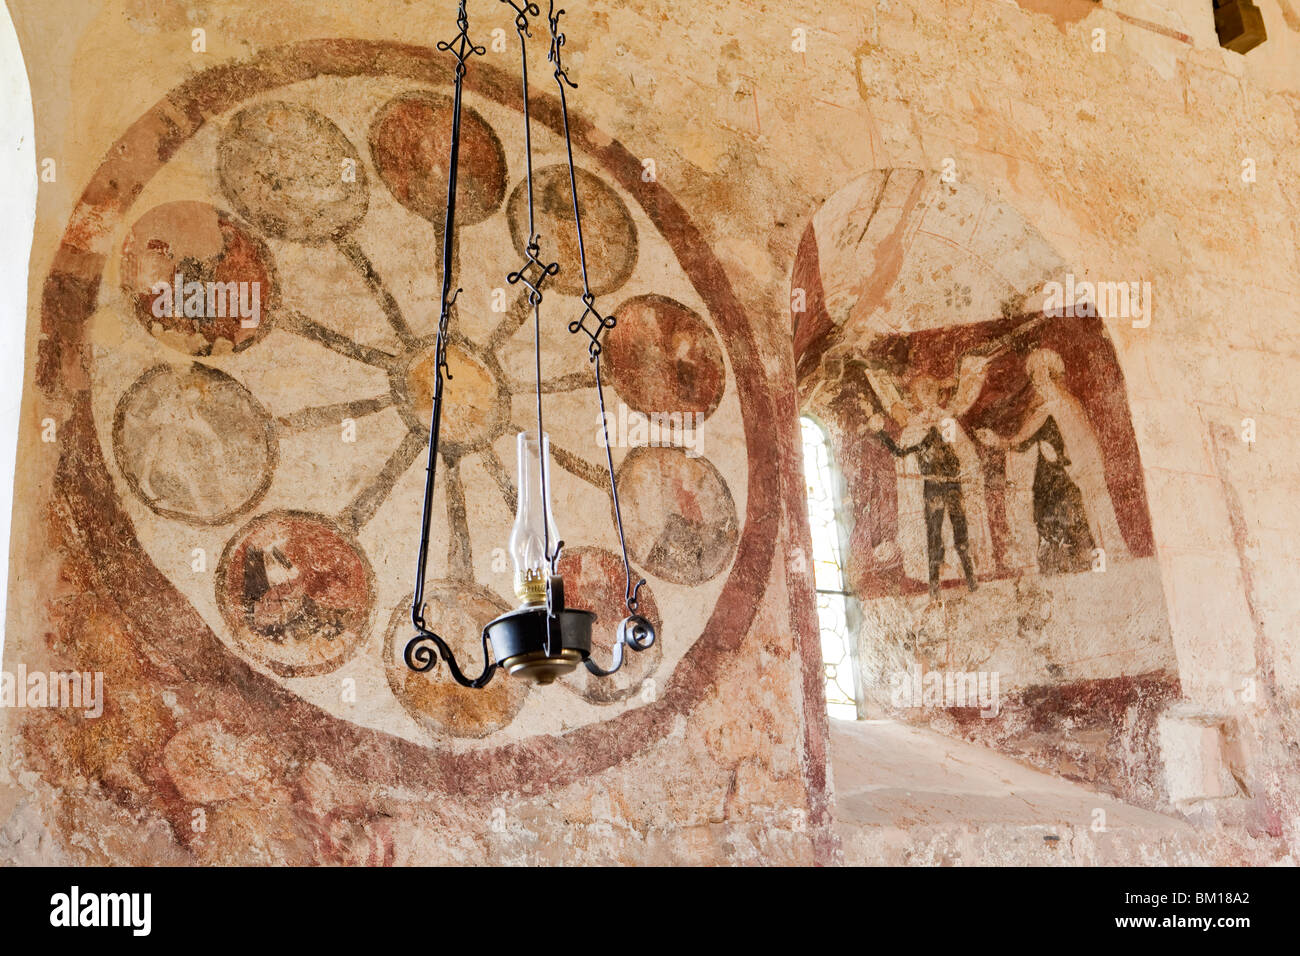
[792,169,1179,808]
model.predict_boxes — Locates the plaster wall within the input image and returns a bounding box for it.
[1,0,1297,863]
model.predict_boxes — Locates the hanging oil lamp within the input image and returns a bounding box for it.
[403,0,655,687]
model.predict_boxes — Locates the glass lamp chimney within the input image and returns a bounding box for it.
[509,431,559,605]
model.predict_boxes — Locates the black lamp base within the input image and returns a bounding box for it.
[484,605,596,685]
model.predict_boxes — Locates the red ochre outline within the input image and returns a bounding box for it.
[35,39,822,841]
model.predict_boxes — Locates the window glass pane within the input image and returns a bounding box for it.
[800,416,856,719]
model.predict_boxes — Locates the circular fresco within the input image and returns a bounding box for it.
[49,40,778,797]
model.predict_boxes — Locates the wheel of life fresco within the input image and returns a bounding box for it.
[61,41,773,768]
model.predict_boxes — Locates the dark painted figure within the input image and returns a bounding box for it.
[873,424,978,598]
[1015,415,1095,574]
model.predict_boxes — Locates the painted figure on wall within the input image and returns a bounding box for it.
[791,172,1178,789]
[133,382,232,515]
[802,310,1155,603]
[863,354,993,600]
[977,348,1131,574]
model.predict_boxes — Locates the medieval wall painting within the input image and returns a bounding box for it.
[14,38,806,863]
[842,313,1152,604]
[85,63,754,744]
[795,171,1180,796]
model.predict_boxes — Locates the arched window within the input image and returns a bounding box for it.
[800,415,859,720]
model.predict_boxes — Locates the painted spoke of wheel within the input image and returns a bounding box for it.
[551,442,610,491]
[277,394,395,431]
[340,429,426,533]
[333,234,421,349]
[511,370,593,394]
[280,310,397,369]
[444,460,474,580]
[486,289,532,350]
[482,445,517,513]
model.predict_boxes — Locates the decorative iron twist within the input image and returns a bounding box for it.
[567,293,617,360]
[547,4,576,89]
[437,0,488,78]
[501,0,540,35]
[405,619,497,688]
[506,238,560,305]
